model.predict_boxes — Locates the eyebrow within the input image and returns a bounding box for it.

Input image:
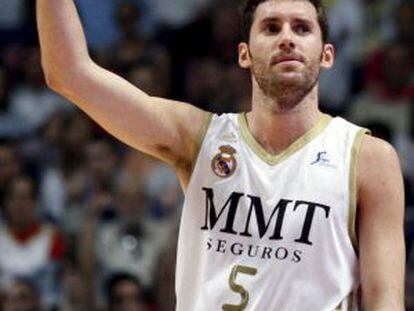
[292,17,314,25]
[259,15,314,25]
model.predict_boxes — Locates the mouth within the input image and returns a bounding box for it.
[271,55,304,66]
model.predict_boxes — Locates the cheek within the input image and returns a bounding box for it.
[249,37,273,57]
[312,41,324,59]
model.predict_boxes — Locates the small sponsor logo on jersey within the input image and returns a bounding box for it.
[220,132,238,143]
[211,145,237,178]
[311,151,329,165]
[311,151,336,168]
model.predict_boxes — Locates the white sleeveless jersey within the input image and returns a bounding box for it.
[176,113,368,311]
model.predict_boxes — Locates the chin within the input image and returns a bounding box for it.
[275,74,304,88]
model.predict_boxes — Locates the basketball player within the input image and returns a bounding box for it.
[36,0,405,310]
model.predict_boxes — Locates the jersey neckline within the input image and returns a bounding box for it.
[237,112,333,166]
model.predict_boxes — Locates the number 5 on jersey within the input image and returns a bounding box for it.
[222,265,258,311]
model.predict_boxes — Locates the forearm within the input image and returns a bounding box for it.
[363,301,405,311]
[360,238,406,311]
[362,280,405,311]
[36,0,91,85]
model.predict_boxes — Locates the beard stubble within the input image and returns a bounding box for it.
[250,50,322,112]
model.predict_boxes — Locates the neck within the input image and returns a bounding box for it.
[247,83,322,155]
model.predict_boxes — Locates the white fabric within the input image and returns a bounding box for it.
[176,113,364,311]
[0,225,53,285]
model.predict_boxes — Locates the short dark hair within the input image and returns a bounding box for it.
[240,0,329,43]
[105,272,143,306]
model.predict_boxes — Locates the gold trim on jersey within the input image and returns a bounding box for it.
[333,290,355,311]
[347,291,354,311]
[191,112,213,174]
[237,113,332,166]
[349,128,370,253]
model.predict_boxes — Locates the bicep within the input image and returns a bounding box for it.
[357,136,405,310]
[56,61,207,165]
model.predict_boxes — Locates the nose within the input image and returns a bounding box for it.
[278,25,295,52]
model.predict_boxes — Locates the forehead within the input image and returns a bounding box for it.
[254,0,318,22]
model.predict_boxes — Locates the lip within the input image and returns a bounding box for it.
[271,55,304,65]
[277,60,302,65]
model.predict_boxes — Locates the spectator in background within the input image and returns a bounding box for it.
[363,1,414,90]
[127,60,169,97]
[183,58,249,113]
[17,111,96,228]
[76,0,154,51]
[319,0,362,114]
[29,112,68,223]
[184,57,225,110]
[0,65,26,139]
[77,186,115,310]
[1,278,41,311]
[348,41,414,177]
[153,224,178,311]
[164,0,241,101]
[145,162,181,221]
[84,139,122,199]
[106,0,170,96]
[393,1,414,48]
[358,0,398,59]
[0,47,72,138]
[53,137,119,231]
[0,142,21,206]
[348,41,413,135]
[59,259,92,311]
[0,65,10,113]
[80,174,168,293]
[105,273,148,311]
[0,176,65,309]
[0,0,33,47]
[208,0,241,63]
[149,0,212,31]
[61,113,95,174]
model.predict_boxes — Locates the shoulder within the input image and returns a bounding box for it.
[358,135,400,181]
[357,134,403,207]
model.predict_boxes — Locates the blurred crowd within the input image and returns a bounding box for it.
[0,0,413,310]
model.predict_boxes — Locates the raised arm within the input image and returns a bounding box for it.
[36,0,209,186]
[357,135,405,310]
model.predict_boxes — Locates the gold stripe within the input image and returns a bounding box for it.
[348,129,370,253]
[237,113,332,165]
[334,301,343,310]
[334,290,355,311]
[347,291,353,311]
[190,112,213,173]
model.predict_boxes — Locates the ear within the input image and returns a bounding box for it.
[238,42,252,69]
[320,43,335,69]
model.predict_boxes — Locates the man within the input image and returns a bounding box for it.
[2,278,41,311]
[36,0,405,310]
[105,273,147,311]
[0,176,66,308]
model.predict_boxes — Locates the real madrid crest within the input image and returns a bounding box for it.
[211,145,237,178]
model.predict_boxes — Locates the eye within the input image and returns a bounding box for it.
[293,23,311,35]
[265,23,279,34]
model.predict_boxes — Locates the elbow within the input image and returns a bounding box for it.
[41,60,66,93]
[43,71,61,92]
[43,71,77,100]
[41,58,92,94]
